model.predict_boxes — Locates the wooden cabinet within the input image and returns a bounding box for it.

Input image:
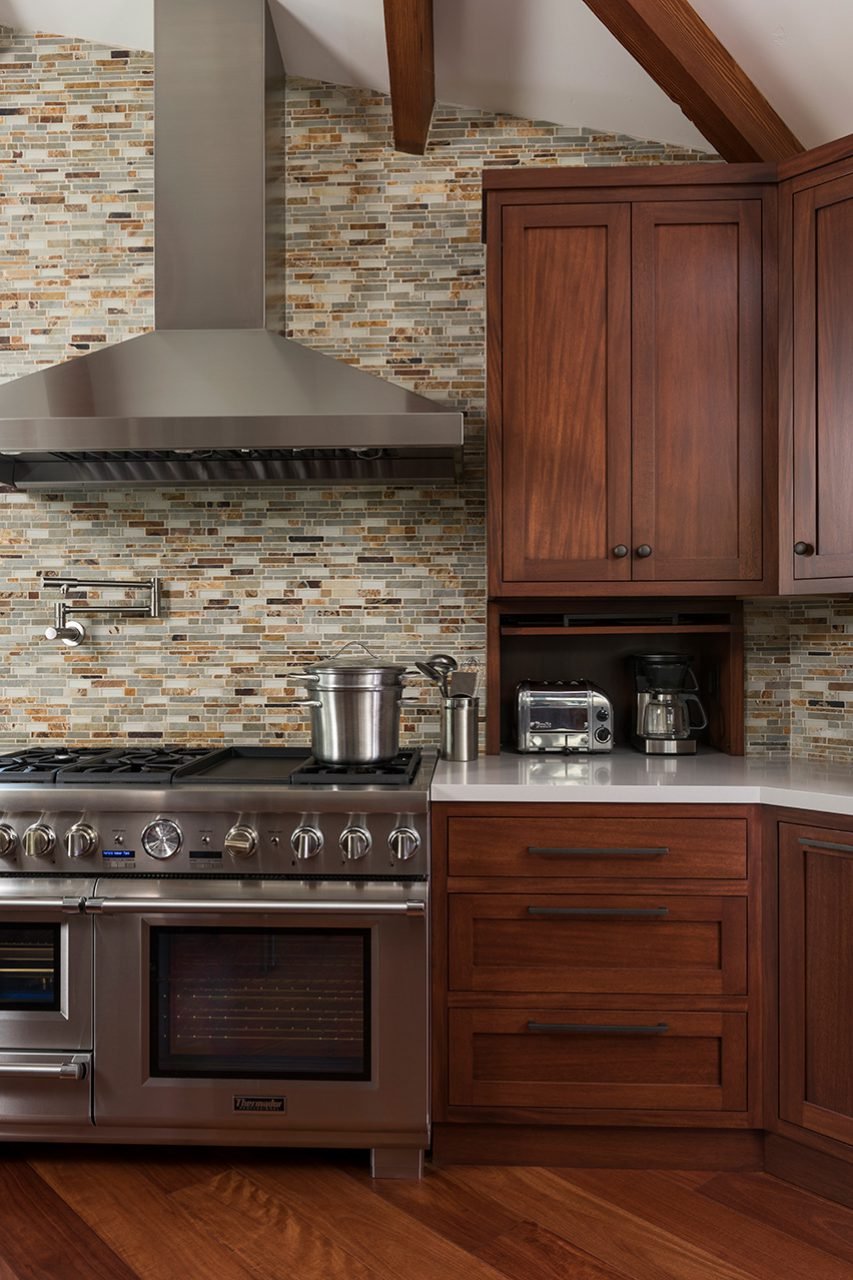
[780,154,853,591]
[433,802,762,1150]
[778,822,853,1146]
[485,169,775,597]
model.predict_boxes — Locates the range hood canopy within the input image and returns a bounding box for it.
[0,0,463,489]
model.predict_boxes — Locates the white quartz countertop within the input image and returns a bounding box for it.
[431,749,853,816]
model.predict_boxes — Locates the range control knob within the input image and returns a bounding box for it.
[389,826,421,862]
[65,822,98,859]
[340,826,371,861]
[224,824,257,860]
[23,823,55,860]
[142,818,183,860]
[291,825,323,861]
[0,824,18,858]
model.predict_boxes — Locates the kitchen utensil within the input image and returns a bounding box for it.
[284,642,410,764]
[440,695,479,762]
[427,653,457,697]
[448,669,478,697]
[631,653,708,755]
[415,661,444,685]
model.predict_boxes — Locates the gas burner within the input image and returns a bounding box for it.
[289,749,422,787]
[55,747,212,786]
[0,747,112,781]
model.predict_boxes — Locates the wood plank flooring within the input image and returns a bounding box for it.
[0,1146,851,1279]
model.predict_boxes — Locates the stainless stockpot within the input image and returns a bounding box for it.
[286,644,410,764]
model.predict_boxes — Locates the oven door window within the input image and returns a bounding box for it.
[150,927,371,1080]
[0,924,61,1010]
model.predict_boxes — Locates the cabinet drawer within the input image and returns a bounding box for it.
[447,816,747,880]
[449,894,747,995]
[448,1009,747,1111]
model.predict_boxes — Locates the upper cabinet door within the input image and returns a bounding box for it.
[500,204,632,585]
[791,173,853,585]
[631,201,764,585]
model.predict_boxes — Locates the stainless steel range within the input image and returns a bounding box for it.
[0,744,432,1178]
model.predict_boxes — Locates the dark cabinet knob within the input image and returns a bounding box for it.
[793,541,814,556]
[635,544,653,558]
[612,544,629,558]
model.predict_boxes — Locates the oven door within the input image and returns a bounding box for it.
[89,879,428,1142]
[0,878,94,1052]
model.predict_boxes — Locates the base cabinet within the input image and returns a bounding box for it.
[432,803,761,1141]
[778,823,853,1146]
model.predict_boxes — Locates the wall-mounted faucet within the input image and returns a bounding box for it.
[42,576,161,647]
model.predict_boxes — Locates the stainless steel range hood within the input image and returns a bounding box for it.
[0,0,463,489]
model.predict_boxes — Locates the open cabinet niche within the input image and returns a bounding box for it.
[486,598,745,756]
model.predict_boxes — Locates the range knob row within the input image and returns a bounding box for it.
[0,818,422,862]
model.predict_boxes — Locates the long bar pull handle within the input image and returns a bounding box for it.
[85,898,426,916]
[0,1059,88,1080]
[798,837,853,855]
[527,847,669,858]
[0,897,84,913]
[527,1022,669,1036]
[526,906,669,919]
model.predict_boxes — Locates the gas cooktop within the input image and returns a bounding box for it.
[0,744,424,788]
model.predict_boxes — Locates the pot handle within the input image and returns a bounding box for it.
[326,640,381,661]
[280,699,322,708]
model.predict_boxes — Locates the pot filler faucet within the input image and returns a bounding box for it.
[42,576,161,647]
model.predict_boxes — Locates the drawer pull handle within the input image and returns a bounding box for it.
[798,837,853,855]
[526,1021,669,1036]
[527,847,668,859]
[526,906,669,919]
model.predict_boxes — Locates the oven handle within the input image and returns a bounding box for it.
[0,897,85,913]
[0,1057,88,1081]
[84,897,426,917]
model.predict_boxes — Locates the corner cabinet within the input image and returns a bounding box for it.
[778,822,853,1147]
[485,168,777,598]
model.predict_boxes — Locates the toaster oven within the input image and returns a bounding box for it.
[515,681,613,753]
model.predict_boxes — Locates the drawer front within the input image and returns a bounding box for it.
[449,894,747,995]
[448,1009,747,1111]
[447,816,747,880]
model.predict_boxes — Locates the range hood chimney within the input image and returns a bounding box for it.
[0,0,463,489]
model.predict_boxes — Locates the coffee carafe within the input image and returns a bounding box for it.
[631,654,708,755]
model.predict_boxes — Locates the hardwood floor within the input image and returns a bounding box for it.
[0,1147,851,1279]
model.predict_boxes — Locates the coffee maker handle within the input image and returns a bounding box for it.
[684,693,708,731]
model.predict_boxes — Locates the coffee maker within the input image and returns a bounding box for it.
[631,653,708,755]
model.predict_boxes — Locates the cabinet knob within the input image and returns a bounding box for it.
[793,541,814,556]
[635,544,653,559]
[612,544,629,559]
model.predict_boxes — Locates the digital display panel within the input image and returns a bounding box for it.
[190,849,222,859]
[102,848,135,859]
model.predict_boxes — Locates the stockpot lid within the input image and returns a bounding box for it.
[302,642,407,688]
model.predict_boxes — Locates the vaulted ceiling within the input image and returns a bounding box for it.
[1,0,850,153]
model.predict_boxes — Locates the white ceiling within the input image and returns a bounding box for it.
[1,0,851,152]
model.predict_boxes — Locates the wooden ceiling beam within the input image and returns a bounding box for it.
[383,0,435,154]
[580,0,804,162]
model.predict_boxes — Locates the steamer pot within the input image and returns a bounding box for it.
[285,643,410,764]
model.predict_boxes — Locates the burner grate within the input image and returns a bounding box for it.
[289,750,422,787]
[0,747,113,781]
[54,747,213,785]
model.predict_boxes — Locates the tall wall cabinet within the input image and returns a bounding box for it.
[779,141,853,591]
